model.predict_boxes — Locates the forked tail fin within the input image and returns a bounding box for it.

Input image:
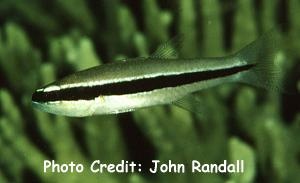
[234,30,284,92]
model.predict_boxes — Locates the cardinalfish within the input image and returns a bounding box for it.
[32,31,282,117]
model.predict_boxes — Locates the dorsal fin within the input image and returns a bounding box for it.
[150,35,183,59]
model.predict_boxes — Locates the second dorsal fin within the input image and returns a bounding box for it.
[150,35,183,59]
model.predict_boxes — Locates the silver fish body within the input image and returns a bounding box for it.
[32,32,280,117]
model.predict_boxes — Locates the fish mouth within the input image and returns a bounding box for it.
[31,92,54,113]
[32,90,42,103]
[32,89,48,110]
[32,90,44,109]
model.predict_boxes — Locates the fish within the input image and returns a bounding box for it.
[32,31,281,117]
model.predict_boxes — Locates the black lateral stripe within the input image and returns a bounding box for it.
[32,64,254,102]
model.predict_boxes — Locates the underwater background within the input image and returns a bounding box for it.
[0,0,299,182]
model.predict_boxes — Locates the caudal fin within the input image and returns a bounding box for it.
[235,30,284,92]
